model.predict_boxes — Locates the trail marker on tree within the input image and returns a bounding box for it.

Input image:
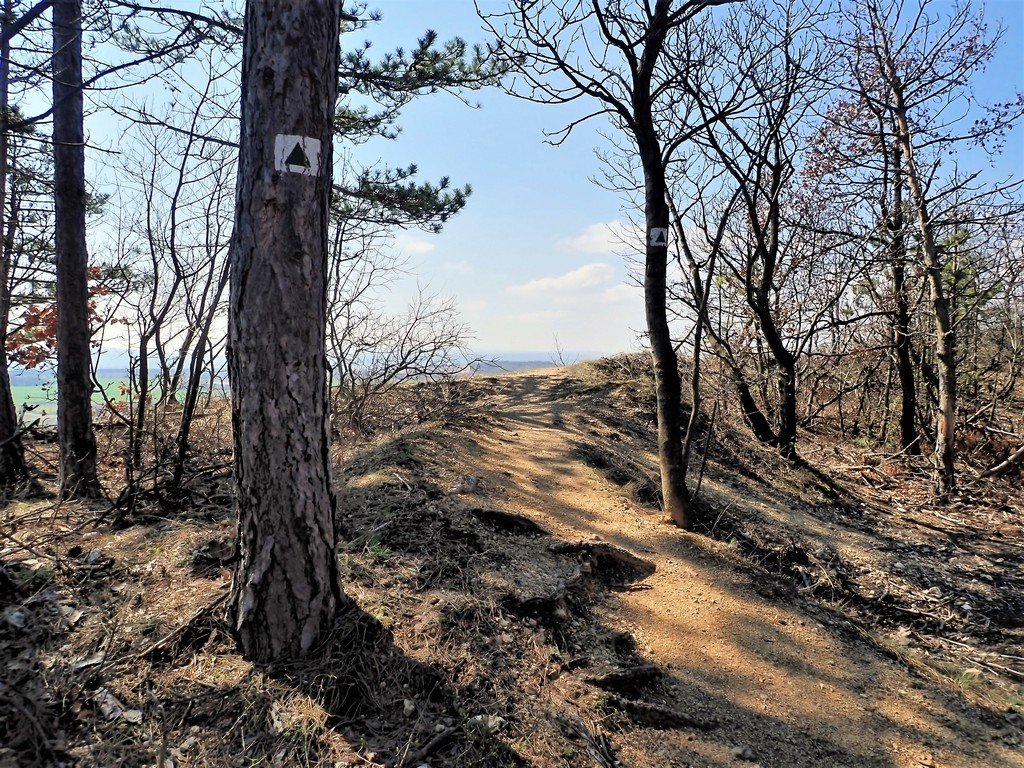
[228,1,341,662]
[274,134,321,176]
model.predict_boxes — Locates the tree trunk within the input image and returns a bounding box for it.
[891,259,919,454]
[678,226,716,487]
[52,0,100,499]
[752,294,798,460]
[0,0,30,490]
[893,104,956,497]
[886,149,920,456]
[227,0,342,662]
[775,353,798,460]
[636,122,691,529]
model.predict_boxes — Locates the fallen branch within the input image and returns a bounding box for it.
[979,444,1024,479]
[566,716,623,768]
[394,725,458,767]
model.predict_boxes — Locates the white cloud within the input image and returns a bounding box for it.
[394,232,436,256]
[507,263,615,297]
[559,221,640,256]
[602,283,643,303]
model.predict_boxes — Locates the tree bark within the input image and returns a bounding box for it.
[885,146,919,455]
[635,115,691,529]
[892,102,956,497]
[52,0,100,498]
[227,0,342,662]
[891,255,919,454]
[733,370,777,446]
[749,294,798,459]
[0,0,30,490]
[776,354,798,460]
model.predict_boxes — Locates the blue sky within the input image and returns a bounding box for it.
[30,1,1023,358]
[345,0,1024,355]
[349,3,645,356]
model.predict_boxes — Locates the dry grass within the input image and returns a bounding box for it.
[1,362,1021,766]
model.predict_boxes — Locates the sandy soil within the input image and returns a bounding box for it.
[4,365,1020,768]
[451,370,1020,768]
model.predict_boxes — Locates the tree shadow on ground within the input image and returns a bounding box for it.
[261,601,529,768]
[445,373,1020,767]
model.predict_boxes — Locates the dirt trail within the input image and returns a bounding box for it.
[455,371,1018,768]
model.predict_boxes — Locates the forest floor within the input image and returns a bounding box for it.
[1,360,1022,767]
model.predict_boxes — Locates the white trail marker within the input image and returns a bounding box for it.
[274,134,321,177]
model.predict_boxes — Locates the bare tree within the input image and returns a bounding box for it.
[836,0,1024,497]
[93,70,235,505]
[481,0,738,529]
[804,75,923,452]
[226,0,342,662]
[660,2,845,460]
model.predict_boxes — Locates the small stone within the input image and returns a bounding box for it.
[468,714,506,734]
[122,709,144,724]
[2,606,26,629]
[403,699,417,718]
[732,744,757,761]
[59,605,85,626]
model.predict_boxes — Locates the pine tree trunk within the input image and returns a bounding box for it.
[0,0,30,490]
[52,0,100,499]
[0,188,26,489]
[227,0,342,662]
